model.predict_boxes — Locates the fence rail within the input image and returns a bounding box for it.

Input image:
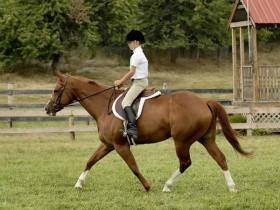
[1,106,280,137]
[1,87,279,138]
[0,88,233,95]
[0,88,233,108]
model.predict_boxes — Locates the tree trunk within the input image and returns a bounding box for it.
[51,54,61,74]
[170,48,178,64]
[195,48,200,60]
[216,47,221,67]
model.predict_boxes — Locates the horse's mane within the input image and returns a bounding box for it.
[72,75,104,87]
[71,75,124,95]
[72,75,124,92]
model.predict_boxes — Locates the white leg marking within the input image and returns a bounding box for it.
[223,170,237,192]
[163,169,181,193]
[74,170,89,189]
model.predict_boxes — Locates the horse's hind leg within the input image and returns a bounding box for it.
[163,142,192,192]
[200,134,237,192]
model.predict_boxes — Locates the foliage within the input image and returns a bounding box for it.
[1,0,280,70]
[229,114,246,123]
[88,0,139,47]
[139,0,232,51]
[0,0,99,70]
[139,0,192,49]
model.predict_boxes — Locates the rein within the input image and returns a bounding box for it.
[53,75,117,114]
[76,86,116,102]
[76,86,117,115]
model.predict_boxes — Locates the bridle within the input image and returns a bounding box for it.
[51,75,70,112]
[51,75,116,114]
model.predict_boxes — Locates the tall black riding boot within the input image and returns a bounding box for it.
[124,106,138,139]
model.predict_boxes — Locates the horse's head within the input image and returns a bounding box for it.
[45,72,76,116]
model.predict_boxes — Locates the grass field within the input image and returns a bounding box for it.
[0,133,279,210]
[1,47,280,210]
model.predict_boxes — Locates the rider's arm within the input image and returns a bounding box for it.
[115,66,136,86]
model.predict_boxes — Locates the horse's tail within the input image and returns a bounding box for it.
[207,100,253,157]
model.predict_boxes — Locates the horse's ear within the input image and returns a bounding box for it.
[54,71,67,84]
[54,70,64,78]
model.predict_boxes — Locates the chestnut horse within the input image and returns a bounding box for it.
[45,72,252,192]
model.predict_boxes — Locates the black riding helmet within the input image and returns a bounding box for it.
[126,30,145,44]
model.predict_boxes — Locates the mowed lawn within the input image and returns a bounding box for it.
[0,133,279,210]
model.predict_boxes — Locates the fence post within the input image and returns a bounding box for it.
[69,111,75,140]
[162,82,167,93]
[246,113,253,136]
[9,118,13,128]
[8,83,14,110]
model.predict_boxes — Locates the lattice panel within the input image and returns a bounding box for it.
[252,113,280,123]
[242,113,280,123]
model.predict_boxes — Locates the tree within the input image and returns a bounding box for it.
[188,0,232,59]
[0,0,100,72]
[139,0,233,62]
[88,0,139,47]
[139,0,194,63]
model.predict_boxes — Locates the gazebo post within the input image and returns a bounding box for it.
[239,27,245,101]
[232,28,238,102]
[251,26,259,101]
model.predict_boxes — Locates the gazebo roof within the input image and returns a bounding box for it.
[229,0,280,27]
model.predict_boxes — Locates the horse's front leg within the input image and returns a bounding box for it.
[114,144,150,191]
[74,142,114,189]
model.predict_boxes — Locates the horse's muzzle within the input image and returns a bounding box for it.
[45,101,58,116]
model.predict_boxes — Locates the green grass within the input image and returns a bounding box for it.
[0,120,94,128]
[1,133,279,210]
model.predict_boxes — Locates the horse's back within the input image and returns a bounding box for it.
[138,91,213,142]
[168,91,213,140]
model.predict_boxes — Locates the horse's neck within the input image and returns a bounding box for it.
[73,80,111,121]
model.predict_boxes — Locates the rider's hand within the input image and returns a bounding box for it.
[114,80,123,87]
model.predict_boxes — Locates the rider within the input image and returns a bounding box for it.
[114,30,149,140]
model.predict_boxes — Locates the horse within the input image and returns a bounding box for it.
[45,72,252,193]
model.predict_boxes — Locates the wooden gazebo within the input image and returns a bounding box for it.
[229,0,280,105]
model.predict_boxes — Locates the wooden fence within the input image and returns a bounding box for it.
[1,86,280,138]
[1,106,280,138]
[0,86,233,108]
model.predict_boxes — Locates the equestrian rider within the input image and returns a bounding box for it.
[114,30,149,140]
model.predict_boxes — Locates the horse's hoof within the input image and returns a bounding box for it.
[145,185,151,192]
[228,185,238,193]
[74,181,83,189]
[162,186,171,193]
[74,184,82,189]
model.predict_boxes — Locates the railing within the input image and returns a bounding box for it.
[1,86,279,137]
[241,65,254,101]
[259,65,280,101]
[238,65,280,102]
[0,87,233,108]
[1,106,280,137]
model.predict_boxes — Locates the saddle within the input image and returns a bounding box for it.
[112,87,161,121]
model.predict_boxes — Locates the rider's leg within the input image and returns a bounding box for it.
[122,79,148,139]
[123,106,138,139]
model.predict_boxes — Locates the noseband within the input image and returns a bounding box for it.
[52,75,70,112]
